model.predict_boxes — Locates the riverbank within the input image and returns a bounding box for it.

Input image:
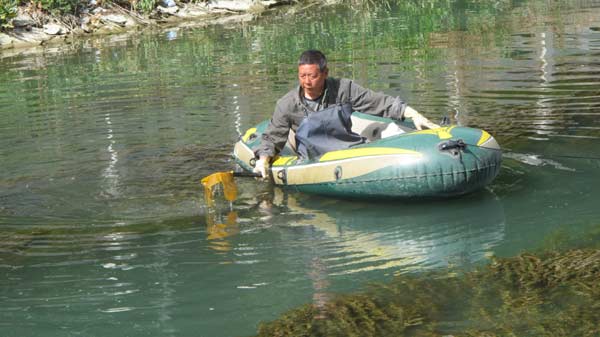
[0,0,297,53]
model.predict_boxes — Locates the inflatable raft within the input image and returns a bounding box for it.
[233,112,502,198]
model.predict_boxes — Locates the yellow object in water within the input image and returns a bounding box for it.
[201,171,238,204]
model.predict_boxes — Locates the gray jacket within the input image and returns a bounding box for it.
[257,77,407,157]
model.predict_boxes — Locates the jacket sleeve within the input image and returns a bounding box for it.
[346,80,406,120]
[257,100,292,158]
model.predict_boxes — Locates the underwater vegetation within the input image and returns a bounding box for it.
[256,225,600,337]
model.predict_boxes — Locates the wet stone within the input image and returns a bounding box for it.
[0,33,15,48]
[12,19,36,29]
[101,14,129,26]
[157,5,180,15]
[209,0,255,11]
[43,24,65,35]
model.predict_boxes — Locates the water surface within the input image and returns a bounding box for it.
[1,1,600,336]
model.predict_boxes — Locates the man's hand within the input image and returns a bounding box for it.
[403,106,440,130]
[252,156,270,178]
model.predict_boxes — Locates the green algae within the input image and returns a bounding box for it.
[256,243,600,337]
[463,249,600,337]
[256,274,459,337]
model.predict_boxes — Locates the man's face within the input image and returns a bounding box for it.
[298,64,328,99]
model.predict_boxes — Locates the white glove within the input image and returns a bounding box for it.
[403,106,440,130]
[252,156,270,178]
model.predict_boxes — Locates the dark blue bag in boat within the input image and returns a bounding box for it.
[295,103,366,159]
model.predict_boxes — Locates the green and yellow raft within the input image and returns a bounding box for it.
[234,112,502,198]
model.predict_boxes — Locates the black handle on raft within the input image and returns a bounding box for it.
[233,171,262,178]
[440,116,451,126]
[438,139,467,151]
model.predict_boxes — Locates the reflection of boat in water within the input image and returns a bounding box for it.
[270,189,506,275]
[203,179,505,274]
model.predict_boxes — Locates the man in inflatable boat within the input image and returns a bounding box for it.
[253,49,439,178]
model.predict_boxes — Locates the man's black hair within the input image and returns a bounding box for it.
[298,50,328,72]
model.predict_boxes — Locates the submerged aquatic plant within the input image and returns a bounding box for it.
[256,246,600,337]
[257,273,465,336]
[465,248,600,336]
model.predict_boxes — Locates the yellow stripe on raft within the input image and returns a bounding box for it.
[319,147,421,162]
[242,128,257,142]
[477,130,492,146]
[273,156,297,166]
[412,126,455,139]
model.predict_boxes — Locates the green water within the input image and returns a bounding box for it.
[1,0,600,336]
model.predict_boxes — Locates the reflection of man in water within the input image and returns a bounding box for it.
[309,256,330,319]
[253,49,439,177]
